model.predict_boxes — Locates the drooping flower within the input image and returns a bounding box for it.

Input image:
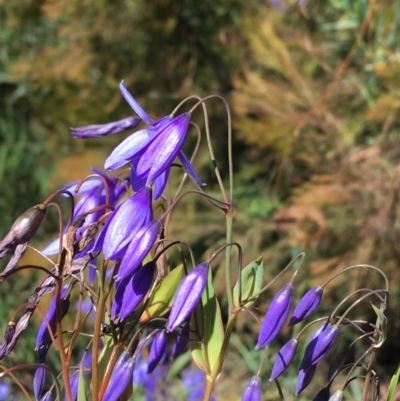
[36,286,71,362]
[111,261,155,322]
[116,220,161,280]
[171,328,189,359]
[40,392,53,401]
[241,376,262,401]
[269,339,298,381]
[64,373,79,401]
[166,263,209,332]
[92,186,153,259]
[290,286,323,326]
[300,323,339,370]
[102,351,135,401]
[71,116,141,138]
[295,364,317,395]
[33,365,46,400]
[255,284,293,349]
[313,387,330,401]
[147,331,168,373]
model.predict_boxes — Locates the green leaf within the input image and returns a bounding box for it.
[371,302,387,344]
[77,365,88,401]
[233,255,263,308]
[190,267,224,375]
[386,363,400,401]
[141,264,185,323]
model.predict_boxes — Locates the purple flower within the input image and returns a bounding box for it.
[71,116,141,138]
[300,323,339,370]
[92,186,152,259]
[171,329,189,359]
[40,393,53,401]
[241,376,262,401]
[147,331,168,373]
[313,387,330,401]
[255,284,293,349]
[64,373,79,401]
[166,263,209,332]
[36,286,70,362]
[290,286,323,326]
[0,383,10,401]
[102,351,135,401]
[269,339,298,381]
[116,220,161,280]
[33,365,46,400]
[182,367,213,401]
[295,364,317,395]
[111,261,155,322]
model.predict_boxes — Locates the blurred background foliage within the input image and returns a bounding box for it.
[1,0,400,398]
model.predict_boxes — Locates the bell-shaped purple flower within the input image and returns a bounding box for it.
[171,329,189,359]
[71,116,141,138]
[112,261,155,322]
[116,220,161,280]
[270,339,298,381]
[300,323,339,370]
[295,364,317,395]
[36,286,70,362]
[166,263,209,332]
[255,284,293,350]
[147,331,168,373]
[290,286,323,326]
[241,376,262,401]
[313,387,330,401]
[92,186,152,259]
[33,365,46,400]
[102,351,135,401]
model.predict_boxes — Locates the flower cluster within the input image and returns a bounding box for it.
[0,83,388,401]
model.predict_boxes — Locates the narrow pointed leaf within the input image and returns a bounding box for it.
[77,366,88,401]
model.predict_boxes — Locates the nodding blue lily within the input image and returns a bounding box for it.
[290,286,323,326]
[241,376,262,401]
[270,339,298,381]
[147,331,168,373]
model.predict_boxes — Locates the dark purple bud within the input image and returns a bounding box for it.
[313,387,330,401]
[255,284,293,349]
[147,331,168,373]
[36,286,70,361]
[171,329,189,359]
[71,116,141,138]
[327,350,347,382]
[241,376,262,401]
[111,261,155,322]
[40,392,53,401]
[64,373,79,401]
[0,204,46,258]
[329,390,344,401]
[295,364,317,395]
[300,323,339,370]
[116,220,161,280]
[102,351,135,401]
[166,263,209,332]
[269,339,298,381]
[290,286,323,325]
[33,365,46,400]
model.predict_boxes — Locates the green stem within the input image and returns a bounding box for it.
[225,211,234,313]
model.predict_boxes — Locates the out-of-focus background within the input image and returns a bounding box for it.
[1,0,400,399]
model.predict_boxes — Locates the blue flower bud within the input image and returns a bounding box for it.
[255,284,293,349]
[111,261,155,322]
[33,365,46,400]
[313,387,330,401]
[102,351,135,401]
[171,329,189,359]
[64,373,79,401]
[166,263,209,332]
[71,116,141,138]
[290,286,323,325]
[300,323,339,370]
[147,331,168,373]
[269,339,298,381]
[116,220,161,280]
[40,392,53,401]
[295,364,317,395]
[241,376,262,401]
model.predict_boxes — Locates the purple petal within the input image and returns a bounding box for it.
[153,169,170,200]
[130,160,147,192]
[171,329,189,359]
[117,220,160,280]
[313,387,330,401]
[241,376,262,401]
[136,113,191,183]
[178,151,205,189]
[255,284,293,349]
[270,339,298,381]
[295,364,317,395]
[33,365,46,400]
[147,331,168,373]
[102,187,152,260]
[166,263,208,332]
[290,286,323,326]
[119,81,153,125]
[105,128,153,171]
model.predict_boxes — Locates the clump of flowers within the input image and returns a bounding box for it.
[0,82,389,401]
